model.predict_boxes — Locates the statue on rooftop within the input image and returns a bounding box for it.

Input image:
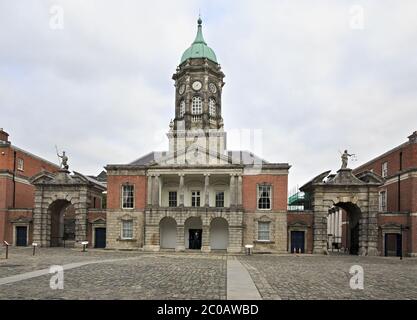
[57,149,69,170]
[341,150,355,169]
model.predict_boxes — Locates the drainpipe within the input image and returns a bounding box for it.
[398,152,402,212]
[398,175,401,212]
[12,150,16,208]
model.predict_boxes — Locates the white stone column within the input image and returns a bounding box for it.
[229,174,236,207]
[152,174,160,207]
[179,174,185,206]
[237,174,243,206]
[147,174,153,206]
[204,173,210,207]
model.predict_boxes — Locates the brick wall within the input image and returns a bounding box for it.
[287,212,314,253]
[377,214,410,255]
[4,209,33,245]
[107,175,146,210]
[87,210,106,247]
[355,142,416,177]
[242,174,288,211]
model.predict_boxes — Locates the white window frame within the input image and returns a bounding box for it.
[168,191,178,207]
[191,96,202,115]
[121,185,134,209]
[17,158,24,171]
[257,184,272,210]
[191,190,201,207]
[258,221,270,241]
[121,220,133,239]
[379,190,387,212]
[215,191,225,208]
[382,162,388,178]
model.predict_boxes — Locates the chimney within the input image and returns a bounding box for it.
[408,131,417,143]
[0,128,9,143]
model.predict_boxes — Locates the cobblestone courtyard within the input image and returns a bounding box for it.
[0,248,416,300]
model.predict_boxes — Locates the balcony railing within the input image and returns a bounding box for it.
[191,114,202,122]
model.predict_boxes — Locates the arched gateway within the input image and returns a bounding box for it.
[30,169,106,247]
[300,168,384,256]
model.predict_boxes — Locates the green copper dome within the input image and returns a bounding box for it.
[180,18,218,64]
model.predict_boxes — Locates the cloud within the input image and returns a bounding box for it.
[1,0,416,190]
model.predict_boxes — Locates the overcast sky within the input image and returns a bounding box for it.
[1,0,417,193]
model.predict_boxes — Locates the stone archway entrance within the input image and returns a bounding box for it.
[30,170,106,247]
[300,168,384,256]
[49,199,75,247]
[330,202,361,254]
[160,217,177,249]
[210,217,229,250]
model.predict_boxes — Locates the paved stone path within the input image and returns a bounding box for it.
[226,257,261,300]
[239,254,417,300]
[1,248,417,300]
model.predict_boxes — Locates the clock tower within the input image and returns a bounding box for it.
[168,17,227,157]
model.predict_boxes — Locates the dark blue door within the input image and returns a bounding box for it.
[16,226,27,246]
[94,228,106,248]
[291,231,305,253]
[385,233,402,257]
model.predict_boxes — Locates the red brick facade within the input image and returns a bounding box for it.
[107,175,147,210]
[242,174,288,211]
[287,211,314,253]
[0,129,60,245]
[353,131,417,256]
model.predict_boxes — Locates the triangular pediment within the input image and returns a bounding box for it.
[326,169,365,185]
[30,171,56,185]
[150,145,231,166]
[355,170,385,185]
[30,170,101,187]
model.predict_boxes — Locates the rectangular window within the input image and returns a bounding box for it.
[379,191,387,212]
[382,162,388,178]
[121,220,133,239]
[17,158,24,171]
[215,191,224,207]
[258,222,270,241]
[122,185,134,209]
[168,191,177,207]
[191,191,200,207]
[257,185,272,210]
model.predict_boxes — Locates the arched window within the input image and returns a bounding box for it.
[179,100,185,117]
[209,98,216,117]
[192,96,202,115]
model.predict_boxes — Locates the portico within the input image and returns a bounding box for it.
[144,168,244,253]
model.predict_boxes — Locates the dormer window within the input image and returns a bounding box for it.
[192,96,202,114]
[209,98,216,117]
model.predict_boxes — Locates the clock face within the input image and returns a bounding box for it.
[209,83,217,94]
[179,84,185,95]
[192,81,202,91]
